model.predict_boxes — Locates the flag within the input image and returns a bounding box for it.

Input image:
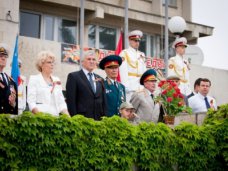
[11,35,20,86]
[115,31,123,82]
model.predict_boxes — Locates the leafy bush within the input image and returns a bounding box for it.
[0,109,227,170]
[203,104,228,170]
[174,123,218,171]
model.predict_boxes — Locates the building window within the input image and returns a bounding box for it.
[20,11,41,38]
[44,15,54,41]
[162,0,177,7]
[99,26,116,50]
[20,11,77,44]
[160,36,176,58]
[58,19,77,44]
[88,25,117,50]
[138,34,146,55]
[88,25,96,48]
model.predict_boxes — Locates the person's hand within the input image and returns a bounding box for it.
[129,112,137,120]
[8,93,16,107]
[32,108,39,114]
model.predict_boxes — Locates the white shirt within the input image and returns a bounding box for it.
[82,68,96,92]
[188,93,217,113]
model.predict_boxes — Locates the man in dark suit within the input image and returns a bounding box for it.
[66,50,106,120]
[99,55,126,117]
[0,44,18,114]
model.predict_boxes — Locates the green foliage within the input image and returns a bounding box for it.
[174,123,218,171]
[0,110,227,170]
[136,122,177,171]
[203,104,228,170]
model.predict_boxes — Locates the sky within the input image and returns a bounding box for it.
[191,0,228,70]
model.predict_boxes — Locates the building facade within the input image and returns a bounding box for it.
[1,0,227,105]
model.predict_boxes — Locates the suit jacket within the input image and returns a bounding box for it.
[66,70,106,120]
[27,73,67,116]
[130,88,160,123]
[0,73,18,114]
[104,78,125,117]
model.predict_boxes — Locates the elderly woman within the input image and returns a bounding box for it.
[27,51,69,116]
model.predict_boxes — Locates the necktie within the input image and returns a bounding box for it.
[114,81,118,88]
[151,94,154,99]
[88,73,95,93]
[1,73,7,86]
[204,97,210,109]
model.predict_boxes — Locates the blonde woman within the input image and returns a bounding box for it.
[27,51,69,116]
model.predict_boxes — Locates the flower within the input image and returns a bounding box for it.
[155,80,192,116]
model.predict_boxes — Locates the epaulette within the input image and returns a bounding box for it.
[5,73,15,82]
[135,89,144,93]
[106,77,112,85]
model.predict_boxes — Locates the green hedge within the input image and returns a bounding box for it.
[0,105,227,171]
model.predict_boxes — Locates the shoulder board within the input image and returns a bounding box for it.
[5,73,15,82]
[135,89,144,93]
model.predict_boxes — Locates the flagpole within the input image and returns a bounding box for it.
[164,0,169,77]
[124,0,128,48]
[80,0,85,69]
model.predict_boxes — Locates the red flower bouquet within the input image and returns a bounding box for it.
[155,80,192,116]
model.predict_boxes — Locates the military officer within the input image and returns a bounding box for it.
[0,43,18,114]
[119,30,147,102]
[130,69,160,123]
[168,37,191,96]
[99,55,126,117]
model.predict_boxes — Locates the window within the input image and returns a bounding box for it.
[88,25,96,48]
[99,26,116,50]
[44,16,54,41]
[20,11,77,44]
[88,25,117,50]
[160,36,176,58]
[139,34,147,55]
[20,11,41,38]
[58,19,76,44]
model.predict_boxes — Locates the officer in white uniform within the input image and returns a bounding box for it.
[168,37,191,96]
[119,30,147,102]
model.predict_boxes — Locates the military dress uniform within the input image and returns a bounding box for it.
[104,78,126,117]
[119,30,147,101]
[0,73,18,114]
[130,69,160,123]
[99,55,126,117]
[168,37,191,95]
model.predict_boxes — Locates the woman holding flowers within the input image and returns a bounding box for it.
[27,51,69,116]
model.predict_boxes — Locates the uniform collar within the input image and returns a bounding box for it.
[129,46,138,52]
[106,77,116,84]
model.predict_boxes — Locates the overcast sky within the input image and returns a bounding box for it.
[191,0,228,70]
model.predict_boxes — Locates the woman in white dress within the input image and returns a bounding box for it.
[27,51,69,116]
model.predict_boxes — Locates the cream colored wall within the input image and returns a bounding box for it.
[190,65,228,106]
[0,0,19,74]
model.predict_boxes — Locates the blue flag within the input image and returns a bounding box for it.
[11,35,20,86]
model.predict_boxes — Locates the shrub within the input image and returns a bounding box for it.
[0,109,227,170]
